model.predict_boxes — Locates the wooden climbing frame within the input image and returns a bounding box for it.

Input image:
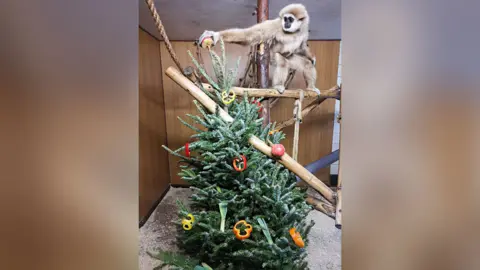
[201,83,340,99]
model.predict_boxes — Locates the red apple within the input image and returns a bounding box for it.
[271,144,285,157]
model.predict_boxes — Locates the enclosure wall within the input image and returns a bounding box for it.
[139,28,171,221]
[159,39,340,186]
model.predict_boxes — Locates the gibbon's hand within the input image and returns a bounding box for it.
[198,30,220,48]
[311,56,316,65]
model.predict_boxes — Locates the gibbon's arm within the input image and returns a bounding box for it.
[217,19,281,46]
[296,42,316,64]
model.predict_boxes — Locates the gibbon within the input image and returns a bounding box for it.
[199,3,319,94]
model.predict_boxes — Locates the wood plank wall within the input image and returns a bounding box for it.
[139,28,171,221]
[160,39,340,186]
[271,41,340,185]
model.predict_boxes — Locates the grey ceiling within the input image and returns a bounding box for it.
[139,0,341,41]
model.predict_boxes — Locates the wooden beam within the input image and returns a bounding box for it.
[249,136,335,203]
[335,89,343,229]
[306,196,336,219]
[165,66,336,204]
[335,171,342,228]
[201,83,340,99]
[257,0,270,125]
[292,91,304,160]
[275,87,341,130]
[166,68,233,123]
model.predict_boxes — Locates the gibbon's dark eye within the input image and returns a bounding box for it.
[284,16,294,23]
[298,17,305,21]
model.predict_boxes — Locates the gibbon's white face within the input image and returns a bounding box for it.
[282,13,303,33]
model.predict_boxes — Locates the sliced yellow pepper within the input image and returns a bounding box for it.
[181,214,195,231]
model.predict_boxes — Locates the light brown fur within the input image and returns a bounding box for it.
[202,3,319,94]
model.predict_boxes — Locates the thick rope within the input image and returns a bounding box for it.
[145,0,183,72]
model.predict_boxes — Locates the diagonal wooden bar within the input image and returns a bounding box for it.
[248,136,335,203]
[166,66,335,204]
[306,195,336,219]
[201,83,339,99]
[275,86,341,131]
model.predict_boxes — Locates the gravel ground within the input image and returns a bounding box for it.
[139,187,341,270]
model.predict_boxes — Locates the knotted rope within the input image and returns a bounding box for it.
[145,0,183,72]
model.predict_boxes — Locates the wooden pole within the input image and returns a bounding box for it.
[257,0,270,125]
[183,66,199,83]
[249,136,335,203]
[166,67,233,123]
[306,196,336,219]
[335,170,342,228]
[335,92,343,229]
[275,87,340,130]
[201,83,339,99]
[165,66,336,204]
[292,91,303,160]
[239,47,255,87]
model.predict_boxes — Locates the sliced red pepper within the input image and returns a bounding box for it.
[251,100,262,113]
[185,142,190,157]
[232,155,247,172]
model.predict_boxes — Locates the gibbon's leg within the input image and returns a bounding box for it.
[288,55,320,95]
[304,64,319,94]
[272,53,289,94]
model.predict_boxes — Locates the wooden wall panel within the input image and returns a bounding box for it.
[270,41,340,185]
[139,28,171,221]
[160,41,339,186]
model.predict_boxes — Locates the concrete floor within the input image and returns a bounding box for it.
[139,187,341,270]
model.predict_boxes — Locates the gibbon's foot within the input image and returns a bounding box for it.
[312,87,321,95]
[211,31,220,44]
[274,85,285,94]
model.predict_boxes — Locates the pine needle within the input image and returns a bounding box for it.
[147,250,199,269]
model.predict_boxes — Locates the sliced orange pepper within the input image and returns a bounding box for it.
[233,220,252,240]
[268,129,279,135]
[289,228,305,248]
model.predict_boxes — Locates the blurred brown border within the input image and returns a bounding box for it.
[0,1,138,270]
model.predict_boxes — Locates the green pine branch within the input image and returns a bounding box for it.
[147,250,199,270]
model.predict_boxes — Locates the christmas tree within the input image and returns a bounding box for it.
[149,39,314,270]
